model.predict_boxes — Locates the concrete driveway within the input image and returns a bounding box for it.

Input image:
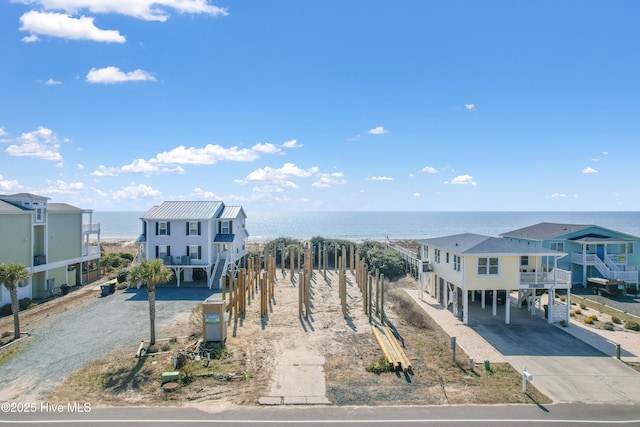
[466,301,640,404]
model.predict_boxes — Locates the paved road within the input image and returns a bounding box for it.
[1,403,639,426]
[0,285,216,402]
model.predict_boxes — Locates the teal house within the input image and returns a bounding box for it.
[500,223,639,291]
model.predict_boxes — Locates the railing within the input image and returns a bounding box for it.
[575,253,639,283]
[520,268,571,285]
[604,254,620,271]
[82,246,100,257]
[82,223,100,233]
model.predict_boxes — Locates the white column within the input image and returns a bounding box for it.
[566,291,571,324]
[505,291,511,325]
[481,290,486,309]
[435,277,440,303]
[463,290,469,324]
[471,291,476,302]
[443,282,448,308]
[492,290,497,316]
[548,288,554,324]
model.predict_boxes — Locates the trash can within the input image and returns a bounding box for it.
[61,284,70,296]
[109,282,116,294]
[544,304,548,319]
[100,285,110,297]
[202,298,227,342]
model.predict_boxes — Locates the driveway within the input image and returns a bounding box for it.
[0,285,216,402]
[466,301,640,404]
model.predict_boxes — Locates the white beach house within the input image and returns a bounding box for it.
[418,233,571,325]
[136,201,248,289]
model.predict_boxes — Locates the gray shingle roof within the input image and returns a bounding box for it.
[142,201,224,220]
[47,203,84,213]
[418,233,563,256]
[0,200,29,214]
[500,223,592,240]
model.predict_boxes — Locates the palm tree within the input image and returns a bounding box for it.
[0,263,31,340]
[129,259,173,346]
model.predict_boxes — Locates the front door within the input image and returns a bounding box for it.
[596,245,605,261]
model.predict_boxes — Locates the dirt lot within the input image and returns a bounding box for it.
[43,260,548,408]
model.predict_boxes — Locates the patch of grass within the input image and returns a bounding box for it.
[0,339,29,365]
[365,356,391,374]
[386,289,434,329]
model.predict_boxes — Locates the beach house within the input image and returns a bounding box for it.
[136,201,248,289]
[0,193,101,305]
[418,233,570,325]
[500,223,639,291]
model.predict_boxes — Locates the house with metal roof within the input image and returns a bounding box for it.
[418,233,570,325]
[0,193,101,305]
[136,201,248,289]
[500,223,639,291]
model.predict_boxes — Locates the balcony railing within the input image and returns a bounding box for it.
[82,246,100,257]
[82,223,100,233]
[520,269,571,286]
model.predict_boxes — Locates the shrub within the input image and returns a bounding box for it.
[603,322,615,331]
[116,268,128,284]
[589,314,598,322]
[580,303,587,310]
[575,309,582,315]
[611,316,622,324]
[180,366,193,384]
[160,342,171,352]
[584,317,594,325]
[569,311,576,317]
[560,295,566,302]
[625,321,640,332]
[358,240,405,279]
[18,298,34,311]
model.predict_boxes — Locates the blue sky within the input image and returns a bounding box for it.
[1,1,639,212]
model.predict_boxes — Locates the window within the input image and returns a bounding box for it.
[628,243,634,254]
[434,249,441,263]
[188,245,201,260]
[188,221,200,236]
[453,255,461,272]
[520,256,529,267]
[477,257,499,275]
[550,242,564,252]
[446,253,450,263]
[220,221,230,234]
[158,221,170,236]
[35,207,44,223]
[157,245,168,259]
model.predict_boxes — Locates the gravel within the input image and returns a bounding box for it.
[0,286,217,402]
[571,285,640,317]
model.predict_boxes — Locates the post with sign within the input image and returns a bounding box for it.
[202,297,227,342]
[522,366,533,393]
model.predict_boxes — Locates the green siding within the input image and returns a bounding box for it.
[48,212,82,262]
[0,213,32,265]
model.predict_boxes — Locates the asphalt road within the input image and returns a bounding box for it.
[1,403,639,426]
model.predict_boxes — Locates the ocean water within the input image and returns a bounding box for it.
[91,211,640,242]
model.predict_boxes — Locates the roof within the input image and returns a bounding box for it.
[418,233,564,256]
[218,206,245,220]
[500,222,640,241]
[141,201,224,221]
[0,200,30,214]
[214,234,235,243]
[1,193,50,201]
[47,203,84,213]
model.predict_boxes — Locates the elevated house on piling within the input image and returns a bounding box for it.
[136,201,248,289]
[500,222,639,292]
[0,193,101,305]
[418,233,571,325]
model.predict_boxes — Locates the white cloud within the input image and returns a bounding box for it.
[582,167,598,174]
[119,158,185,175]
[312,172,346,189]
[420,166,438,174]
[45,78,63,85]
[76,163,84,170]
[367,176,393,181]
[368,126,389,135]
[282,139,302,148]
[22,34,40,42]
[346,134,361,142]
[413,192,421,198]
[235,163,318,185]
[19,11,126,43]
[0,175,23,191]
[550,193,578,199]
[0,128,7,136]
[192,188,222,200]
[86,66,156,84]
[15,0,229,22]
[3,126,63,161]
[111,183,161,201]
[447,174,477,186]
[465,103,475,110]
[603,151,609,156]
[55,162,64,168]
[251,143,282,155]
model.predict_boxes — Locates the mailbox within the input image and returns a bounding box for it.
[202,298,227,342]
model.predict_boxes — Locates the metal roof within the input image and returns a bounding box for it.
[214,234,235,243]
[141,201,224,220]
[418,233,564,256]
[47,203,84,213]
[218,206,244,220]
[500,222,640,241]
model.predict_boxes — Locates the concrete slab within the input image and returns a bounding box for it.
[257,397,282,406]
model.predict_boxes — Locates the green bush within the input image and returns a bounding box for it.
[580,303,587,310]
[116,268,128,284]
[18,297,34,310]
[366,356,391,374]
[625,321,640,332]
[611,316,622,324]
[180,366,193,384]
[584,317,594,325]
[358,240,404,279]
[603,322,615,331]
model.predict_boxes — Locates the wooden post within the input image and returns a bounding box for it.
[375,268,380,316]
[368,274,373,324]
[289,246,294,281]
[222,274,227,303]
[381,273,385,325]
[350,244,355,275]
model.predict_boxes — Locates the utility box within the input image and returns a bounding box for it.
[202,298,226,342]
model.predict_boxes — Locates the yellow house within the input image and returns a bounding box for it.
[418,233,570,325]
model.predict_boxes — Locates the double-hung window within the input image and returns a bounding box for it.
[220,221,230,234]
[188,245,201,261]
[188,221,200,236]
[158,245,168,259]
[453,255,461,272]
[477,257,499,275]
[520,256,529,267]
[434,249,441,263]
[158,221,168,236]
[550,242,564,252]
